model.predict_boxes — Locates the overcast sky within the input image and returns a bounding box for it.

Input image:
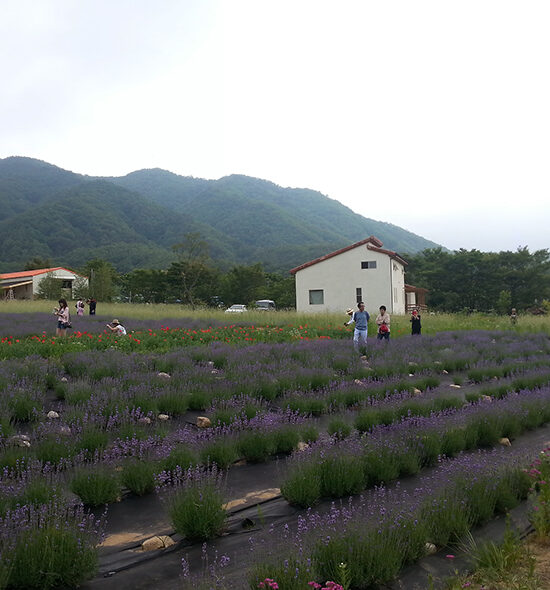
[2,1,549,252]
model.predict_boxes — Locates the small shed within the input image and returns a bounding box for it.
[405,284,428,312]
[0,267,88,300]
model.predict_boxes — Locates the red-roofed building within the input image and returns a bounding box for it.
[289,236,408,314]
[1,267,88,300]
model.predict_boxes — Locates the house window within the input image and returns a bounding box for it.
[361,261,377,269]
[309,289,324,305]
[356,287,362,304]
[61,280,72,289]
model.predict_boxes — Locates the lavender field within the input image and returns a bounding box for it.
[1,314,550,589]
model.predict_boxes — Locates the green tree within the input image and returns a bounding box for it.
[171,233,215,308]
[264,273,296,309]
[119,269,170,303]
[82,259,118,302]
[37,272,63,300]
[221,263,266,305]
[497,290,512,315]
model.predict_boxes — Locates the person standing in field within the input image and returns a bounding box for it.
[76,299,85,316]
[410,308,422,335]
[87,298,97,315]
[345,301,370,354]
[376,305,391,340]
[54,298,70,337]
[510,308,518,325]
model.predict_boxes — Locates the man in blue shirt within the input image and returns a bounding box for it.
[345,301,370,354]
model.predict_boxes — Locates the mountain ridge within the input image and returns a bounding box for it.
[0,156,443,273]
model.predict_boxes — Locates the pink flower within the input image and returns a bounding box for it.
[446,554,455,560]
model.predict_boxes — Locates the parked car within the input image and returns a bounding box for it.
[255,299,276,311]
[225,304,248,313]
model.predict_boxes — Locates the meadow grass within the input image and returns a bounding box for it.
[2,299,549,335]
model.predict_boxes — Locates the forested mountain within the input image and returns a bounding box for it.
[0,157,442,272]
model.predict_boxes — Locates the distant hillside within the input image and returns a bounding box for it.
[0,157,443,273]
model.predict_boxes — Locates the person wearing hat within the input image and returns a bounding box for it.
[344,301,370,354]
[106,319,127,336]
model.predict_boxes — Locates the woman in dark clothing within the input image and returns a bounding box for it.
[410,309,422,335]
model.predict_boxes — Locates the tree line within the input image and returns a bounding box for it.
[405,247,550,313]
[28,239,550,313]
[32,234,296,308]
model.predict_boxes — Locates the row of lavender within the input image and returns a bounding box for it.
[242,447,533,589]
[0,331,549,588]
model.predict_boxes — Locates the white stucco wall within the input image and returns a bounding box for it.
[294,244,406,316]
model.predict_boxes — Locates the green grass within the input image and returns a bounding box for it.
[2,300,550,336]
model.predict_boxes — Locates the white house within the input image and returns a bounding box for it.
[0,267,88,300]
[290,236,407,315]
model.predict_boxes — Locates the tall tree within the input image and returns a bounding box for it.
[171,233,214,308]
[82,259,118,302]
[221,263,266,305]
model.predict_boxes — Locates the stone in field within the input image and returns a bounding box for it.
[197,416,212,428]
[157,372,171,379]
[425,542,437,555]
[158,414,170,421]
[499,437,511,447]
[8,434,31,448]
[141,535,175,551]
[354,379,367,387]
[60,377,68,383]
[481,395,493,402]
[47,410,60,419]
[413,388,422,396]
[449,384,461,389]
[58,426,72,436]
[442,369,449,374]
[138,417,152,425]
[297,441,309,451]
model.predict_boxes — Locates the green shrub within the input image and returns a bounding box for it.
[9,393,41,422]
[121,459,156,496]
[75,427,109,459]
[0,447,31,472]
[35,436,70,465]
[280,462,322,507]
[327,418,352,439]
[187,391,210,411]
[168,483,226,541]
[71,469,121,506]
[238,431,274,463]
[300,425,319,443]
[7,524,98,589]
[272,427,300,454]
[163,446,197,472]
[200,440,237,469]
[157,392,189,415]
[320,455,364,498]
